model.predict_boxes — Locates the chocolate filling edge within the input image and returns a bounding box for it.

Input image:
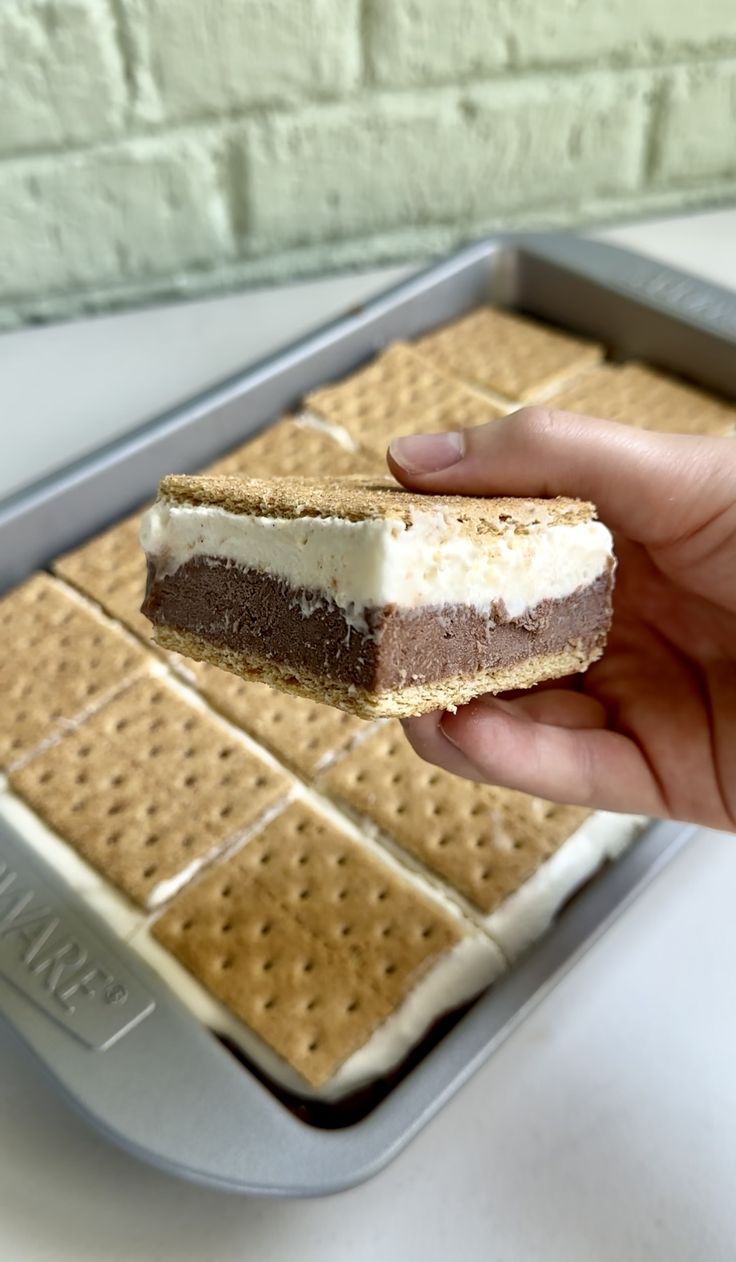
[142,557,613,691]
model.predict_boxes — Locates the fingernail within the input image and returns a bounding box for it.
[439,711,466,747]
[389,431,465,474]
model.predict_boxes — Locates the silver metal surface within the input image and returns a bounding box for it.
[0,830,155,1050]
[1,232,733,1194]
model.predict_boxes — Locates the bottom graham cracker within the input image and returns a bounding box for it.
[156,624,600,721]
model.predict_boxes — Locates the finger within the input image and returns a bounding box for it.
[402,689,605,778]
[406,698,669,815]
[493,672,584,701]
[474,689,608,730]
[387,408,736,549]
[402,711,486,781]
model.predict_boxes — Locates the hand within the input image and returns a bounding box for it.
[387,409,736,831]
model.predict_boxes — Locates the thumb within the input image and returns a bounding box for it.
[387,408,736,549]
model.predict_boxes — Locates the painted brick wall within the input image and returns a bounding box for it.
[1,0,735,327]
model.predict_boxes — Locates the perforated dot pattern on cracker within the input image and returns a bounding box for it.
[204,415,385,478]
[545,361,736,436]
[54,512,154,645]
[321,725,589,913]
[185,664,371,777]
[153,800,460,1085]
[412,308,602,402]
[0,574,150,770]
[306,343,505,454]
[235,800,461,1000]
[10,675,292,908]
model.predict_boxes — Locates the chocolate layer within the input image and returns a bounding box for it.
[143,557,612,691]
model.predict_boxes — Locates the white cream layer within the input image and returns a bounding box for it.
[141,502,612,624]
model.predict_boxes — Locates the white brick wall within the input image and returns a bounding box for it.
[655,62,736,183]
[139,0,361,121]
[0,0,127,154]
[243,74,649,248]
[0,0,735,326]
[0,136,231,298]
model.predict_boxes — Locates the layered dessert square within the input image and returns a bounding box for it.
[142,798,503,1097]
[140,474,615,719]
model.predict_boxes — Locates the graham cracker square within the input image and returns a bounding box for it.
[413,307,602,402]
[184,664,371,777]
[10,675,292,908]
[545,361,736,436]
[0,573,150,770]
[154,874,390,1088]
[204,415,385,478]
[235,800,461,1003]
[306,343,505,455]
[153,799,461,1086]
[54,512,153,645]
[320,724,589,914]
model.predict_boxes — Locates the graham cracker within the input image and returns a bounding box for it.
[153,799,460,1086]
[234,800,461,1001]
[320,724,589,913]
[545,361,736,436]
[183,663,371,776]
[54,512,153,645]
[205,414,385,479]
[306,343,506,454]
[10,675,292,908]
[153,872,390,1088]
[158,627,602,720]
[157,473,594,531]
[413,308,602,402]
[0,573,149,770]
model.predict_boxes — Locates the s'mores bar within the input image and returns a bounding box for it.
[140,799,504,1098]
[140,475,615,719]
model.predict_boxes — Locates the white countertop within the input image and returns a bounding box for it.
[1,208,735,1261]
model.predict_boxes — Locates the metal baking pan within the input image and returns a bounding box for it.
[1,233,732,1194]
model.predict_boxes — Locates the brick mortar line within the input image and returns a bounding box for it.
[3,181,736,325]
[2,54,736,169]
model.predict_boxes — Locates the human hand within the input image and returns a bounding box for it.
[388,409,736,830]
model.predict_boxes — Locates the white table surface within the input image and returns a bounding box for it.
[1,208,735,1261]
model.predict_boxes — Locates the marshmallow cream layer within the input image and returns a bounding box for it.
[141,502,613,623]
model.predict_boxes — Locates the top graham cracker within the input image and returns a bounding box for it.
[156,474,595,533]
[204,414,385,479]
[153,798,462,1085]
[0,573,150,770]
[544,361,736,437]
[320,724,590,914]
[412,307,602,402]
[306,342,506,454]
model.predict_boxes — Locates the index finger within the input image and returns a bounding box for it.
[387,408,736,549]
